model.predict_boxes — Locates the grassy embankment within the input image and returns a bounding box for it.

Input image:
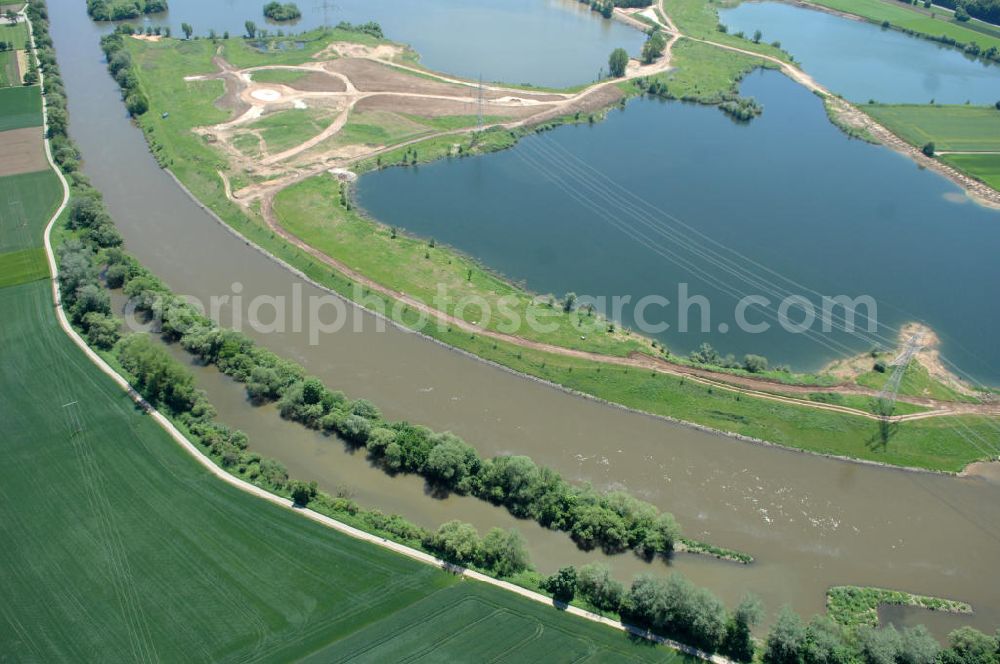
[123,33,998,473]
[856,359,978,403]
[667,0,791,60]
[826,587,972,628]
[863,104,1000,190]
[0,69,693,664]
[805,0,1000,53]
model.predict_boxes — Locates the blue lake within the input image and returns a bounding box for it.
[719,1,1000,104]
[118,0,645,88]
[358,71,1000,382]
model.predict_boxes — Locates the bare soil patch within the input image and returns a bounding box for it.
[314,41,405,61]
[13,49,27,84]
[0,126,48,176]
[354,94,544,120]
[286,71,347,92]
[526,84,624,125]
[325,58,471,95]
[324,59,561,103]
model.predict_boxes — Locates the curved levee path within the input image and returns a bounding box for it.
[28,10,736,661]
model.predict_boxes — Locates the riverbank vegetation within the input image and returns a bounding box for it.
[632,38,777,108]
[826,586,972,628]
[78,233,754,564]
[86,0,167,22]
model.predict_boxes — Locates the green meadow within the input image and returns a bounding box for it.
[942,152,1000,190]
[0,84,42,130]
[864,104,1000,152]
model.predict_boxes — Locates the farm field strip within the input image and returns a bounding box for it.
[863,105,1000,152]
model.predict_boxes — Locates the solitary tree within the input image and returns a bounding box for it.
[722,594,763,662]
[641,31,667,64]
[479,528,529,577]
[429,520,481,563]
[289,480,317,505]
[764,606,806,664]
[922,141,935,157]
[181,22,193,39]
[608,47,629,78]
[5,9,17,24]
[541,566,577,602]
[743,354,768,373]
[245,20,257,38]
[562,292,577,312]
[752,29,763,43]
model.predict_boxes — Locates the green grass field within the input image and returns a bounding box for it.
[0,20,29,50]
[864,105,1000,151]
[667,0,790,60]
[0,84,42,130]
[855,361,976,402]
[0,49,16,86]
[941,152,1000,189]
[0,170,62,252]
[646,38,777,102]
[249,67,313,85]
[302,582,678,662]
[807,0,1000,51]
[249,107,338,153]
[0,245,47,287]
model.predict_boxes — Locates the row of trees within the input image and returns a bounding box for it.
[578,0,653,19]
[424,521,531,577]
[689,342,771,374]
[765,608,1000,664]
[641,29,667,64]
[931,0,1000,24]
[543,560,1000,664]
[115,266,687,559]
[539,566,760,659]
[86,0,167,22]
[100,29,149,116]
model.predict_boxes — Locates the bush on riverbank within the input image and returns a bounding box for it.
[86,0,167,22]
[826,586,972,628]
[100,28,149,117]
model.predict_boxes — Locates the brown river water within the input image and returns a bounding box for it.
[49,0,1000,635]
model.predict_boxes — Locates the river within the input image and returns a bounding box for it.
[719,1,1000,104]
[47,0,1000,636]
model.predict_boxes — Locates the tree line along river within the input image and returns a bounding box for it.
[47,0,1000,636]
